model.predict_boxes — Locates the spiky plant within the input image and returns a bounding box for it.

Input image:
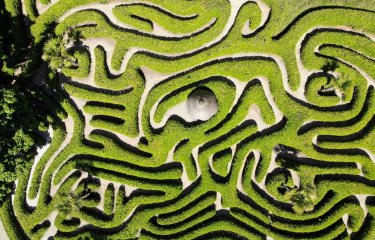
[284,183,317,214]
[54,191,83,219]
[42,27,83,72]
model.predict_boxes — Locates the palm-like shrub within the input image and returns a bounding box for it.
[42,38,65,71]
[319,60,351,100]
[54,192,83,219]
[284,183,317,214]
[42,27,83,72]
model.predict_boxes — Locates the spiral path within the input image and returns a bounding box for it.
[8,0,375,239]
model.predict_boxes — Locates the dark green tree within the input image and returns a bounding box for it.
[0,86,48,204]
[284,183,317,214]
[320,60,351,100]
[54,191,85,220]
[0,0,53,205]
[42,27,83,72]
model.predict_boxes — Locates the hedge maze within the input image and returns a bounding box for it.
[7,0,375,239]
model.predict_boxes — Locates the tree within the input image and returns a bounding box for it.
[0,0,29,82]
[319,60,351,100]
[54,191,84,220]
[65,26,84,44]
[284,183,317,214]
[42,27,83,72]
[321,59,339,74]
[0,87,48,205]
[0,0,55,206]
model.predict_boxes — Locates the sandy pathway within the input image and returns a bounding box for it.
[0,216,10,240]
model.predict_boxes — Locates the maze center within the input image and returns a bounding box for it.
[7,0,375,239]
[187,88,218,121]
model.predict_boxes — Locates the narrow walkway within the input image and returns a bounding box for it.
[0,216,10,240]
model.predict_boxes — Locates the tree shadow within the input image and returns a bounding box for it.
[320,60,339,84]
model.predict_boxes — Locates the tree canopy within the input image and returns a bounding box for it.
[0,0,50,205]
[0,86,49,204]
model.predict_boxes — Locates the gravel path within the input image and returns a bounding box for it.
[0,216,10,240]
[26,126,53,207]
